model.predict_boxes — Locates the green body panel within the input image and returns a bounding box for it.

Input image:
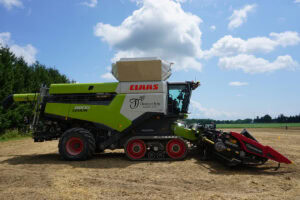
[44,94,131,132]
[172,123,198,141]
[13,93,39,102]
[49,82,119,94]
[45,103,70,118]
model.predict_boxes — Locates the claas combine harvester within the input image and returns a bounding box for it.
[2,58,292,168]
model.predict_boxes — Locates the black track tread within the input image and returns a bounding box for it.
[58,128,96,161]
[124,136,188,161]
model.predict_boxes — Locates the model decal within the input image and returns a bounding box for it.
[72,106,90,112]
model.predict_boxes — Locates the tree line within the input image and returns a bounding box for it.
[0,46,71,133]
[185,114,300,125]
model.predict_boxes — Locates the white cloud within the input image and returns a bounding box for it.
[100,66,116,81]
[101,72,116,80]
[175,0,187,3]
[294,0,300,3]
[210,25,216,31]
[0,32,37,65]
[228,4,256,30]
[219,54,298,74]
[203,31,300,58]
[94,0,203,71]
[82,0,97,8]
[190,100,238,119]
[0,0,22,10]
[10,44,37,65]
[0,32,10,44]
[270,31,300,47]
[229,81,248,86]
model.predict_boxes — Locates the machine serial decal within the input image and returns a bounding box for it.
[129,84,159,91]
[72,106,90,112]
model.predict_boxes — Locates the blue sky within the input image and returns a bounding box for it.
[0,0,300,120]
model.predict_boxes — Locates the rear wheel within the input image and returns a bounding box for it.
[59,128,95,161]
[166,138,187,160]
[125,139,146,160]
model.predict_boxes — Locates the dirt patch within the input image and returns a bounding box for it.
[0,128,299,200]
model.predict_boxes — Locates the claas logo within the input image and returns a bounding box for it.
[129,84,159,91]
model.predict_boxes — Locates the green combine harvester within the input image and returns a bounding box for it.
[2,57,292,168]
[2,58,200,161]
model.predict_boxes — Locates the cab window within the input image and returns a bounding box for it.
[168,84,190,114]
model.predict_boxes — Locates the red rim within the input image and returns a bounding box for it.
[126,139,146,160]
[66,137,84,156]
[166,139,186,159]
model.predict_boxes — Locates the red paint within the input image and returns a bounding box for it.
[166,139,186,159]
[126,139,146,160]
[129,84,159,91]
[146,85,152,90]
[138,85,146,90]
[129,85,135,90]
[66,137,84,156]
[230,132,292,164]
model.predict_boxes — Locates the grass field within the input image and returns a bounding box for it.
[216,123,300,129]
[0,130,31,142]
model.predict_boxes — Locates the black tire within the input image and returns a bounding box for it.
[95,147,104,153]
[58,128,96,161]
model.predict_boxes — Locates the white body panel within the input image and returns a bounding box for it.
[120,93,167,121]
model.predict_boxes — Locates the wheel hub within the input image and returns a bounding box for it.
[172,144,180,153]
[133,144,141,153]
[66,137,84,156]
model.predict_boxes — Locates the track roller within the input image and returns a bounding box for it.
[124,136,188,161]
[166,138,187,160]
[125,139,147,160]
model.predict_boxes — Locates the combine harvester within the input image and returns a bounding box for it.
[2,58,291,168]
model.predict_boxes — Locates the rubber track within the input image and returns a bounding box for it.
[58,128,96,161]
[124,136,188,161]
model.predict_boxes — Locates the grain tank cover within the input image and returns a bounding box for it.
[112,57,172,82]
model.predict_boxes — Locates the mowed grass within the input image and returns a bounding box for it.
[216,123,300,129]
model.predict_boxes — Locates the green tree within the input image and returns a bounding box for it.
[0,46,71,134]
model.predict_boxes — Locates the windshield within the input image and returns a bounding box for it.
[168,83,191,114]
